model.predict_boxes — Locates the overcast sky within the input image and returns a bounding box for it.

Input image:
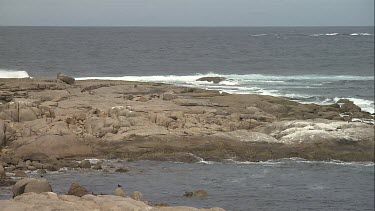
[0,0,373,26]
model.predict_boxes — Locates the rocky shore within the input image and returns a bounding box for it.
[0,75,373,174]
[0,177,222,211]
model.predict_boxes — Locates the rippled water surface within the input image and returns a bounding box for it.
[1,160,373,211]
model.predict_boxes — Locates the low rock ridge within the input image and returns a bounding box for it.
[0,77,373,163]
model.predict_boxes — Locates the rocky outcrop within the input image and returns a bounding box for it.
[78,160,91,169]
[262,120,374,144]
[57,72,75,85]
[183,190,208,198]
[67,182,90,197]
[115,187,127,197]
[196,77,226,84]
[13,178,52,197]
[11,134,94,158]
[131,191,146,202]
[0,78,373,162]
[0,192,225,211]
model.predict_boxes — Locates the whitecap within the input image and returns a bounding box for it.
[325,33,339,36]
[0,69,30,78]
[350,33,372,36]
[250,34,268,37]
[334,97,375,113]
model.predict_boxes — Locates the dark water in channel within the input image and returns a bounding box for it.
[1,160,374,211]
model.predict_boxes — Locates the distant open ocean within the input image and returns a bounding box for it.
[0,26,374,112]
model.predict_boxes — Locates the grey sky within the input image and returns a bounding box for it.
[0,0,373,26]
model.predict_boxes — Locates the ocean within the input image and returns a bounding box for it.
[0,26,374,112]
[1,159,374,211]
[0,27,374,210]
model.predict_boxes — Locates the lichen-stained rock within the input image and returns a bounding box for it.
[214,130,281,143]
[262,120,374,144]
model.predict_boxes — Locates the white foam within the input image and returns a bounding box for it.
[77,73,373,83]
[250,34,267,37]
[77,73,374,113]
[77,72,223,84]
[0,69,30,78]
[334,97,375,113]
[228,158,374,166]
[350,33,372,36]
[325,33,339,36]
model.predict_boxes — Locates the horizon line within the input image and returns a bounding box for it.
[0,25,374,28]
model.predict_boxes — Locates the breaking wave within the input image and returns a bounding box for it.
[77,72,374,113]
[225,158,374,167]
[0,69,30,78]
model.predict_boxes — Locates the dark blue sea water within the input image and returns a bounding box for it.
[0,26,374,112]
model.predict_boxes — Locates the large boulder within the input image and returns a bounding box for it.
[131,191,145,202]
[13,178,52,197]
[115,187,127,197]
[78,160,91,169]
[337,99,361,112]
[196,77,226,84]
[67,182,90,197]
[57,72,75,85]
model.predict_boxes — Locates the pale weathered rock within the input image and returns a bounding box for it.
[13,178,52,197]
[24,179,53,194]
[262,120,374,144]
[67,182,90,197]
[114,187,127,197]
[131,191,145,202]
[11,134,93,158]
[0,78,373,163]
